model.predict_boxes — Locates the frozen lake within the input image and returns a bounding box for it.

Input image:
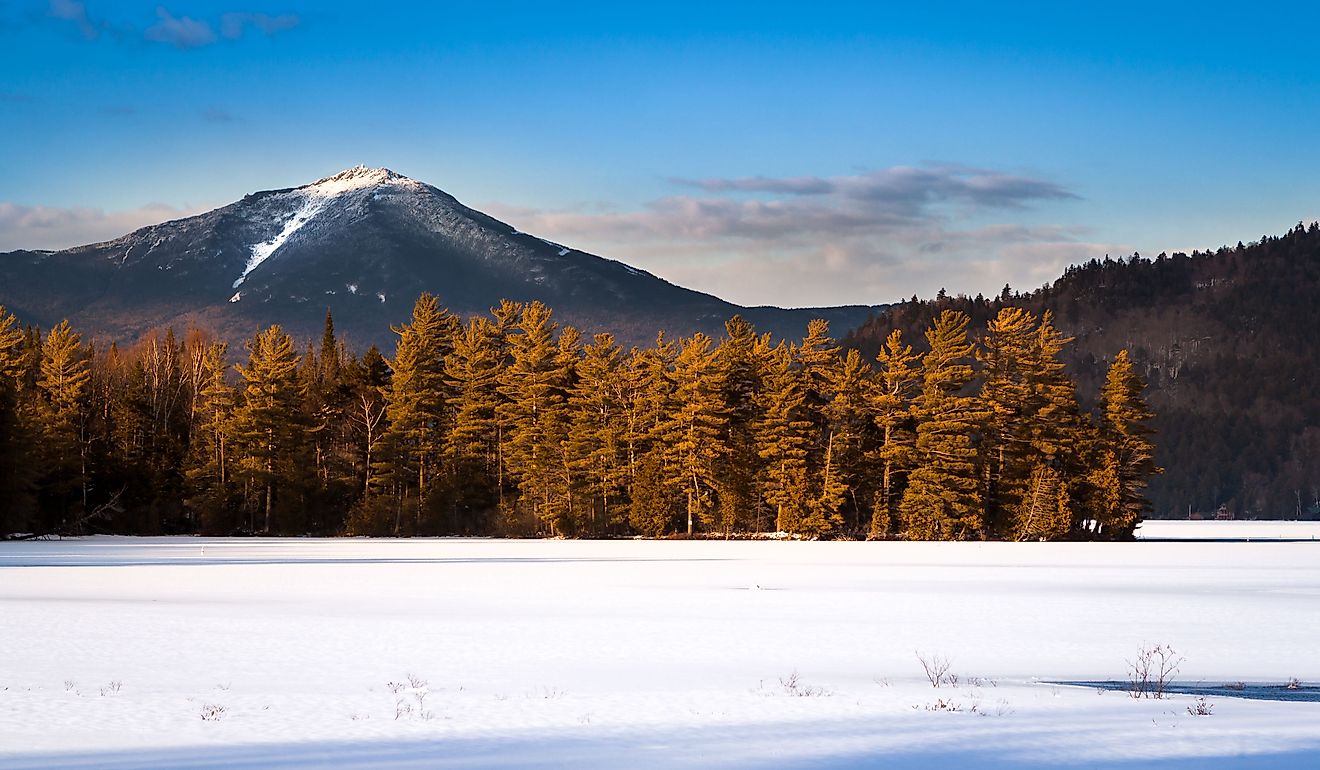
[2,536,1319,768]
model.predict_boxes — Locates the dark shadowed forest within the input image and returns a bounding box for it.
[847,221,1320,520]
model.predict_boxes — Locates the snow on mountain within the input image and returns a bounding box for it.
[234,196,328,289]
[233,167,430,289]
[0,167,885,346]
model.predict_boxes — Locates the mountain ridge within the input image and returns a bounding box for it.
[0,167,885,347]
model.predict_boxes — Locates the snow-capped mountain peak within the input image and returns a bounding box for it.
[303,165,419,196]
[0,167,883,348]
[232,167,428,288]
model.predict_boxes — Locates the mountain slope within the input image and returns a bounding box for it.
[845,222,1320,519]
[0,167,882,346]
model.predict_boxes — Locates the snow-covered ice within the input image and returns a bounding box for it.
[1,536,1318,768]
[1137,519,1320,541]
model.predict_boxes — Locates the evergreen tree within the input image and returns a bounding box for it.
[380,293,458,534]
[667,333,727,535]
[754,344,812,534]
[869,330,919,539]
[567,332,629,535]
[319,310,342,385]
[0,293,1158,542]
[713,316,767,533]
[980,307,1040,536]
[628,451,678,537]
[35,320,91,531]
[230,325,307,533]
[498,301,571,534]
[625,334,679,536]
[444,316,506,532]
[1093,349,1160,538]
[1024,312,1092,538]
[824,348,876,535]
[0,306,33,533]
[184,342,234,533]
[898,311,987,540]
[1013,463,1071,540]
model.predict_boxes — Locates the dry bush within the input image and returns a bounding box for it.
[1126,643,1183,699]
[199,704,228,721]
[916,651,956,688]
[1187,696,1214,716]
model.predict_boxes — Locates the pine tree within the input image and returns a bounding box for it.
[754,344,812,534]
[0,306,34,532]
[230,325,306,533]
[898,311,987,540]
[625,334,680,536]
[444,316,506,531]
[567,332,629,535]
[1013,463,1071,540]
[0,308,23,380]
[713,316,767,533]
[824,348,876,536]
[498,301,571,534]
[380,293,458,534]
[1024,312,1091,538]
[980,307,1039,536]
[794,320,847,538]
[319,310,342,385]
[667,333,727,535]
[1092,350,1160,539]
[547,326,582,532]
[304,310,356,529]
[35,320,92,530]
[795,319,839,416]
[869,330,919,539]
[184,342,234,533]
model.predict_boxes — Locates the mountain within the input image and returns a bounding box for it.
[845,222,1320,520]
[0,166,883,347]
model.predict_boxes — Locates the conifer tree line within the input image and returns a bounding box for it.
[0,296,1158,540]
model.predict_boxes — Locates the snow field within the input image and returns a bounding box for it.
[1137,519,1320,540]
[1,537,1318,768]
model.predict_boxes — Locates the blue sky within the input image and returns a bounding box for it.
[2,1,1318,307]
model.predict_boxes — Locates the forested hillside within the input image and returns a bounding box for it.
[847,221,1320,519]
[0,298,1155,540]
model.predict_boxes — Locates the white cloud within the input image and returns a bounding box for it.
[48,0,99,39]
[484,164,1121,307]
[0,202,210,252]
[143,7,216,48]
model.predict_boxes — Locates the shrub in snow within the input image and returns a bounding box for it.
[916,651,957,688]
[387,674,434,720]
[778,671,830,697]
[199,704,227,721]
[1126,643,1183,699]
[1187,696,1214,716]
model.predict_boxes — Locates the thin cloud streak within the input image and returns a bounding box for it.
[46,3,299,48]
[200,107,236,123]
[487,164,1119,307]
[220,12,298,39]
